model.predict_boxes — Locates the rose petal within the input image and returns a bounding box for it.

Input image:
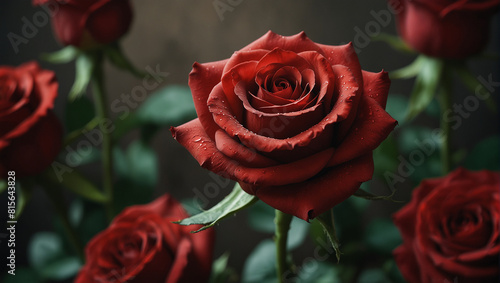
[253,153,374,221]
[51,4,87,46]
[214,130,278,168]
[328,95,397,166]
[362,70,391,109]
[171,119,335,187]
[393,245,421,283]
[241,31,323,54]
[166,238,192,283]
[86,0,133,45]
[189,60,227,140]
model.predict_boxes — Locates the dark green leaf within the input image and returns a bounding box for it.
[39,256,82,280]
[373,134,399,181]
[65,95,95,133]
[241,240,277,283]
[69,199,84,227]
[137,84,196,125]
[41,46,79,64]
[104,43,146,78]
[2,267,40,282]
[69,53,95,101]
[357,269,391,283]
[28,232,63,271]
[455,65,497,113]
[77,201,108,244]
[389,55,424,80]
[465,135,500,170]
[315,210,342,262]
[15,184,33,220]
[405,56,444,120]
[209,253,238,283]
[398,126,436,155]
[384,259,406,283]
[364,218,401,255]
[384,95,408,125]
[247,201,276,233]
[372,33,414,54]
[0,180,6,195]
[299,262,341,283]
[176,183,258,232]
[42,168,107,203]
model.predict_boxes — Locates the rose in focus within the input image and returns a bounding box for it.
[393,168,500,283]
[75,194,215,283]
[390,0,500,59]
[171,31,397,220]
[0,62,62,178]
[33,0,133,48]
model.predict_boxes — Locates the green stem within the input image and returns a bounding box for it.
[91,53,114,221]
[438,66,453,175]
[41,183,84,261]
[274,210,293,282]
[63,117,100,147]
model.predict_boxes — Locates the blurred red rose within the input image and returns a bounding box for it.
[390,0,500,58]
[0,62,62,178]
[393,168,500,283]
[171,31,397,221]
[33,0,133,48]
[75,194,215,283]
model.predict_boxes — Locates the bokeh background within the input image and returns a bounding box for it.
[1,0,499,281]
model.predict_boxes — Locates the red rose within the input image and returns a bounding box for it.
[390,0,500,58]
[171,31,397,221]
[75,195,215,283]
[0,62,62,178]
[33,0,133,48]
[393,168,500,283]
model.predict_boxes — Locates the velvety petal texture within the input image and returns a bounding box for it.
[32,0,133,47]
[75,194,215,283]
[393,168,500,283]
[390,0,500,59]
[0,62,62,178]
[172,31,397,221]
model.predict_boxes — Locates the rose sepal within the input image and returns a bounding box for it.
[314,209,342,262]
[175,182,258,232]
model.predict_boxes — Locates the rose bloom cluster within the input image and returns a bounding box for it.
[172,31,398,221]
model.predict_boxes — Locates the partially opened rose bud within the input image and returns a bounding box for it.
[390,0,500,59]
[0,62,62,178]
[33,0,133,48]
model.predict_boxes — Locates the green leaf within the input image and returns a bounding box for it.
[15,184,33,220]
[41,46,79,64]
[315,210,342,262]
[357,269,391,283]
[28,232,64,271]
[42,168,107,203]
[113,141,158,213]
[65,95,95,133]
[137,84,196,125]
[69,199,84,227]
[299,262,342,283]
[2,267,40,282]
[389,55,425,80]
[241,240,277,283]
[465,135,500,170]
[398,126,435,155]
[113,85,196,141]
[104,43,146,78]
[405,56,444,120]
[364,218,402,255]
[69,53,95,101]
[372,33,414,54]
[77,201,108,244]
[353,187,400,202]
[384,94,408,125]
[209,253,238,283]
[176,183,258,232]
[455,64,497,113]
[373,134,399,181]
[39,256,82,280]
[0,180,6,194]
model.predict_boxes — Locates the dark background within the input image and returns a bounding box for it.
[1,0,499,281]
